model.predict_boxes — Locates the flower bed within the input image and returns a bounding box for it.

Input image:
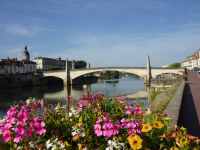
[0,92,200,150]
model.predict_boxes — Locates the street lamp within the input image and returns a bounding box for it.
[197,50,199,79]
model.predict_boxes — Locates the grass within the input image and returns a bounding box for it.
[149,81,182,113]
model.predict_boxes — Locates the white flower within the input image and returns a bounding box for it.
[118,143,125,147]
[82,147,88,150]
[51,145,57,150]
[53,138,58,143]
[17,146,23,150]
[61,118,65,121]
[46,139,50,145]
[145,108,151,114]
[105,146,113,150]
[60,143,65,149]
[69,112,73,117]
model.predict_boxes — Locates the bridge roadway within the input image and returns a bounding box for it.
[42,67,184,85]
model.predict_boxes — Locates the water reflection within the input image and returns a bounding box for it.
[0,77,148,117]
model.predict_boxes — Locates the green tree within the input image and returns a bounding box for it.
[74,60,87,68]
[168,63,181,68]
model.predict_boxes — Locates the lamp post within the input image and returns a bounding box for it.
[197,50,199,79]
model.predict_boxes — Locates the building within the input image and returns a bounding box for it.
[181,50,200,70]
[32,56,72,71]
[0,58,24,74]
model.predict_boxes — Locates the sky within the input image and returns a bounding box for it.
[0,0,200,67]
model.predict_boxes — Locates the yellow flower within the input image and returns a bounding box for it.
[127,134,143,150]
[141,124,152,132]
[64,141,70,147]
[170,147,179,150]
[179,137,188,148]
[152,121,164,129]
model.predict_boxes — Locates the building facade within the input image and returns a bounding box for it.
[33,57,72,71]
[0,45,37,74]
[0,58,24,74]
[181,50,200,70]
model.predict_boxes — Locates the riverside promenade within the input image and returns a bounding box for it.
[178,70,200,138]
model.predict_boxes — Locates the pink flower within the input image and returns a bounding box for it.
[15,122,27,135]
[96,120,102,124]
[118,97,123,100]
[102,123,113,137]
[3,123,11,132]
[127,122,136,134]
[34,101,42,109]
[18,108,28,122]
[69,95,73,99]
[35,122,46,135]
[112,121,120,135]
[6,107,17,123]
[14,134,25,143]
[94,124,102,136]
[121,118,129,129]
[137,123,142,133]
[134,105,141,115]
[34,117,42,124]
[125,106,132,114]
[27,127,34,138]
[3,130,11,142]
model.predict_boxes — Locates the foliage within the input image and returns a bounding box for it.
[5,74,12,81]
[74,60,87,68]
[0,92,200,150]
[48,67,65,71]
[168,63,181,68]
[100,71,119,79]
[149,81,182,113]
[182,74,187,78]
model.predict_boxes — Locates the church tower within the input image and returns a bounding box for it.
[22,44,30,61]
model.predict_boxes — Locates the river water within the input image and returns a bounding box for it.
[0,76,148,118]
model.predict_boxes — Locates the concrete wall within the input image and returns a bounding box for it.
[163,79,185,127]
[151,79,182,86]
[0,73,47,88]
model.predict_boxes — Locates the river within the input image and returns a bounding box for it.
[0,76,149,117]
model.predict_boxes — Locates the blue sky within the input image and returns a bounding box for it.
[0,0,200,67]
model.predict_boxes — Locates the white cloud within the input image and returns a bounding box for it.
[0,24,46,36]
[45,24,200,67]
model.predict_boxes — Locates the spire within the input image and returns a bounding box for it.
[24,44,27,51]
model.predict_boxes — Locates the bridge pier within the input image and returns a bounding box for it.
[64,58,71,85]
[144,55,151,86]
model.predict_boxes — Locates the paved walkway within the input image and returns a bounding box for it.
[178,70,200,138]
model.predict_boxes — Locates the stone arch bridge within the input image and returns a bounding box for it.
[41,56,184,85]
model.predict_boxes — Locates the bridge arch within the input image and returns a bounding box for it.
[69,67,148,80]
[151,68,183,78]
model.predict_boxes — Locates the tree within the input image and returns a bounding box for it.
[74,60,87,68]
[168,63,181,68]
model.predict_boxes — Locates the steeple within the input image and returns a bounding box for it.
[22,44,30,61]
